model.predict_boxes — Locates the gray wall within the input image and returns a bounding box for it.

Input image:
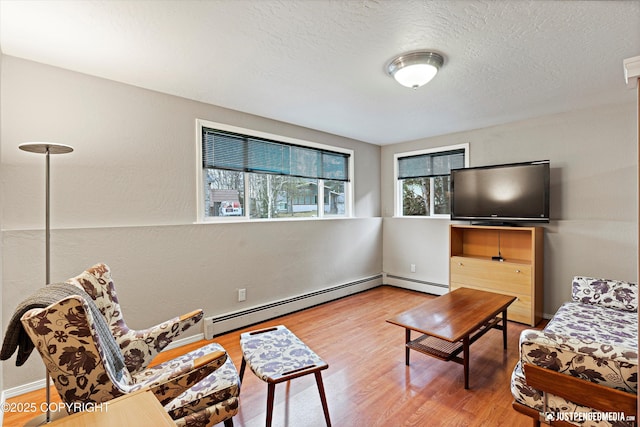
[1,53,637,394]
[382,100,638,317]
[0,56,382,389]
[0,50,4,401]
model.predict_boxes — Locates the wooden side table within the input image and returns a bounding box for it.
[48,390,174,427]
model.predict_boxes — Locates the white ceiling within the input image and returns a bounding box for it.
[1,0,639,146]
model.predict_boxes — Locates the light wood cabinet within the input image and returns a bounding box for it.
[449,224,544,326]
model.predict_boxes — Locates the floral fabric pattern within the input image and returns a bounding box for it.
[21,295,239,426]
[240,325,327,382]
[510,362,633,427]
[572,276,638,312]
[511,277,638,427]
[65,263,203,374]
[545,302,637,349]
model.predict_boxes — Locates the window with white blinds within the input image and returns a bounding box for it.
[202,128,350,181]
[395,144,469,217]
[197,120,353,221]
[397,149,465,179]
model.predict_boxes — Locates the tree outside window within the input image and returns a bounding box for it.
[199,121,352,221]
[396,145,468,217]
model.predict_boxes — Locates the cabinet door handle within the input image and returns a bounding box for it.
[458,262,463,266]
[515,269,521,273]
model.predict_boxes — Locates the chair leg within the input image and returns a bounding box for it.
[314,371,331,427]
[239,358,246,382]
[224,418,234,427]
[266,383,275,427]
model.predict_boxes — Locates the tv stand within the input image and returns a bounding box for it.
[449,224,544,326]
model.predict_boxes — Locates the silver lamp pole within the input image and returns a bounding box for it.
[19,142,74,425]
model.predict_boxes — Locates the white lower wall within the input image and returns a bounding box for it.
[1,218,383,390]
[382,217,452,293]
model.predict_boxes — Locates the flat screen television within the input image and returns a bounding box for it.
[450,160,550,224]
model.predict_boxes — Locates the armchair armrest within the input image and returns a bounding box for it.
[193,350,226,370]
[180,309,203,322]
[137,349,228,406]
[520,329,637,394]
[119,309,205,373]
[523,363,637,418]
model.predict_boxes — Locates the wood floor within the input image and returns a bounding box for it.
[4,286,538,426]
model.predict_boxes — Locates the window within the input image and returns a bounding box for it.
[394,144,469,217]
[197,120,353,221]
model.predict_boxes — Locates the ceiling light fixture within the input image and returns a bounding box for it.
[387,51,444,89]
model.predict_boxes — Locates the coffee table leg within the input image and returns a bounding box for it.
[463,336,470,389]
[405,328,411,366]
[502,309,508,350]
[266,383,275,427]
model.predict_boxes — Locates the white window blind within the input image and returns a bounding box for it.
[202,128,350,181]
[397,148,465,179]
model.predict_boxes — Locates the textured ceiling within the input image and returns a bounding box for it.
[1,0,639,145]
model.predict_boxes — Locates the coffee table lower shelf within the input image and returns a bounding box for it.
[406,316,502,362]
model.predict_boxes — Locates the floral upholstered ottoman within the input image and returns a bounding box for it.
[239,325,331,427]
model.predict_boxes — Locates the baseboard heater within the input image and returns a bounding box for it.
[204,274,383,339]
[384,274,448,296]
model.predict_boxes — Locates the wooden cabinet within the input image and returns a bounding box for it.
[449,224,544,326]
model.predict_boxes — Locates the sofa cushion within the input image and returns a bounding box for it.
[518,301,637,395]
[546,301,638,348]
[572,276,638,312]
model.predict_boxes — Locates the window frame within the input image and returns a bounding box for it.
[393,143,469,218]
[196,119,354,222]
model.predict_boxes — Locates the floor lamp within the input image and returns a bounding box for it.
[18,142,74,425]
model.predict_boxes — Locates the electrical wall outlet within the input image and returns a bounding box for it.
[410,264,416,273]
[238,288,247,302]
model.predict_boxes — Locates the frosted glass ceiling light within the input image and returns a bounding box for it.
[387,51,444,89]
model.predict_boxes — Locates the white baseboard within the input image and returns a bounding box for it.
[164,332,205,350]
[384,273,448,296]
[2,378,47,400]
[204,275,383,339]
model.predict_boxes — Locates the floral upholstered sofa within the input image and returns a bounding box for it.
[511,276,637,427]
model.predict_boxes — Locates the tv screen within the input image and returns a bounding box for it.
[450,160,550,223]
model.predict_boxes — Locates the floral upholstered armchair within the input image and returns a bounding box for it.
[511,276,637,427]
[65,263,203,373]
[21,294,240,427]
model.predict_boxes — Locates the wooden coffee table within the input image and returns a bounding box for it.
[386,287,516,389]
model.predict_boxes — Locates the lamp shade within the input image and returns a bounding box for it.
[19,142,74,155]
[387,51,444,89]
